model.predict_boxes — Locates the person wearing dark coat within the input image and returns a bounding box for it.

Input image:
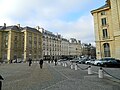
[39,59,43,69]
[54,59,57,66]
[0,75,4,90]
[28,58,32,66]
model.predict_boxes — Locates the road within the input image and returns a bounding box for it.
[0,62,120,90]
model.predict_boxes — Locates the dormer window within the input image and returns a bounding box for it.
[101,11,106,15]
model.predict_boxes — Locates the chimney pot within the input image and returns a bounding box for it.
[4,23,6,27]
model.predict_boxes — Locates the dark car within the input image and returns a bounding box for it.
[103,59,120,67]
[94,57,120,67]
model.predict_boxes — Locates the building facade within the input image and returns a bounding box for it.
[61,38,69,56]
[40,28,62,60]
[69,38,82,58]
[91,0,120,59]
[0,24,82,62]
[40,28,82,60]
[0,24,42,63]
[22,26,42,61]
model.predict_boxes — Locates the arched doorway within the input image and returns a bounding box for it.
[103,43,111,57]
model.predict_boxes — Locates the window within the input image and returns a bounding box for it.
[34,37,37,44]
[101,18,107,26]
[4,33,8,48]
[34,37,37,48]
[14,36,18,48]
[15,36,17,41]
[103,43,111,57]
[101,11,106,15]
[103,29,108,38]
[29,50,32,54]
[14,42,17,48]
[29,36,32,44]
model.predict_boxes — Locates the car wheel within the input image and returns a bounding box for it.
[97,63,101,66]
[87,62,90,65]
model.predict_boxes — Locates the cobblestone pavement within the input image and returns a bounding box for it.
[0,62,120,90]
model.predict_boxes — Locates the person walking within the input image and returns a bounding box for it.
[39,59,43,69]
[54,59,57,66]
[0,75,4,90]
[28,58,32,66]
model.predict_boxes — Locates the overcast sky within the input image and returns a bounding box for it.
[0,0,105,45]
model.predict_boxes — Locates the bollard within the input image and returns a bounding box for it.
[75,64,78,70]
[62,62,65,66]
[64,63,67,67]
[71,64,74,69]
[58,62,61,65]
[88,66,92,75]
[98,67,104,78]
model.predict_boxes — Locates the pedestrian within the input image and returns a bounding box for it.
[0,75,4,90]
[28,58,32,66]
[54,59,57,66]
[39,59,43,69]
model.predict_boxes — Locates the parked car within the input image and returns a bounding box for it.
[58,59,67,62]
[94,57,120,67]
[70,58,81,63]
[77,58,89,64]
[103,59,120,67]
[85,59,95,65]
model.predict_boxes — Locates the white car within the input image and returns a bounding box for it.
[85,59,95,65]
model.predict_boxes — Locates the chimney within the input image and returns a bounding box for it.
[106,0,111,6]
[17,24,20,28]
[4,23,6,27]
[36,26,40,30]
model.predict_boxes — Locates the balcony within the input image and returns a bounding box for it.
[101,24,109,28]
[102,36,110,40]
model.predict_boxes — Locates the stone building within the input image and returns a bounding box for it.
[91,0,120,59]
[22,26,42,61]
[40,27,82,60]
[69,38,82,58]
[61,38,69,57]
[40,28,62,60]
[0,24,42,63]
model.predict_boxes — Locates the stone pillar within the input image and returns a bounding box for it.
[24,31,28,62]
[7,31,13,63]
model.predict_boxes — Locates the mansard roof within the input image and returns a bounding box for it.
[98,4,109,10]
[23,26,40,33]
[0,26,4,30]
[91,0,111,14]
[0,25,22,31]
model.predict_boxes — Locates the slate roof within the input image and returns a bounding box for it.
[91,3,110,13]
[0,26,6,30]
[96,4,109,10]
[23,26,40,33]
[0,25,22,31]
[6,26,20,30]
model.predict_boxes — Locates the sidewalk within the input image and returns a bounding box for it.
[46,62,120,90]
